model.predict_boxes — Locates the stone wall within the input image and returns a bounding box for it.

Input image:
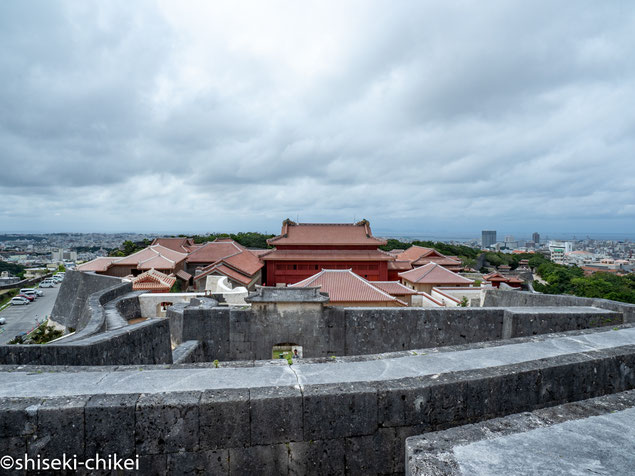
[0,271,173,366]
[0,318,172,366]
[483,289,635,323]
[405,389,635,475]
[169,303,623,362]
[2,343,634,474]
[50,270,125,330]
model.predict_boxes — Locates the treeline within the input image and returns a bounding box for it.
[0,261,25,278]
[482,252,550,271]
[108,239,152,257]
[533,261,635,304]
[190,232,275,249]
[380,238,480,260]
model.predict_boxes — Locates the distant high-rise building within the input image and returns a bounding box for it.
[482,230,497,248]
[532,232,540,244]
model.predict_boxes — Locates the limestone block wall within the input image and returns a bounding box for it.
[50,270,124,330]
[483,289,635,323]
[2,344,634,475]
[0,318,172,366]
[168,304,623,362]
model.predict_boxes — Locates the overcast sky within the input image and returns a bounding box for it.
[1,1,634,238]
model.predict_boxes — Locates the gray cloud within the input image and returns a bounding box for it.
[1,0,634,235]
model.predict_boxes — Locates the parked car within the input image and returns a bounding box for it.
[21,288,43,297]
[17,294,34,302]
[39,281,55,288]
[19,290,38,299]
[0,317,6,324]
[10,297,30,305]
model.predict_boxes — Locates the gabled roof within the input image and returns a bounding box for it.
[194,262,253,286]
[77,257,118,272]
[291,269,406,305]
[186,240,246,263]
[397,246,462,267]
[223,249,264,275]
[399,263,474,285]
[131,269,176,291]
[372,281,418,295]
[483,271,507,281]
[267,220,387,246]
[151,237,195,253]
[113,245,187,269]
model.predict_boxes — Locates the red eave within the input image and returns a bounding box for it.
[261,249,394,261]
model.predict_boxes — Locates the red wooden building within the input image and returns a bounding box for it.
[262,220,394,285]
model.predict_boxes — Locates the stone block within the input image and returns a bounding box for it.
[85,393,138,458]
[0,398,40,437]
[377,378,433,428]
[250,386,303,445]
[199,389,250,450]
[288,439,346,476]
[28,395,89,459]
[229,444,289,476]
[0,436,26,455]
[167,449,229,475]
[303,383,377,440]
[345,427,397,475]
[137,454,167,475]
[135,392,200,455]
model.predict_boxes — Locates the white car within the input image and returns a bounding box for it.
[21,288,43,297]
[20,290,38,299]
[40,281,55,288]
[10,297,30,305]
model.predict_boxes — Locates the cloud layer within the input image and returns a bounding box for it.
[1,0,634,236]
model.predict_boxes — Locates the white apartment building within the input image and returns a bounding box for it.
[549,241,573,264]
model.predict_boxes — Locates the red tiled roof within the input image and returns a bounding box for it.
[397,246,462,267]
[412,256,462,267]
[223,249,264,275]
[483,272,523,284]
[175,269,192,281]
[291,269,405,305]
[372,281,418,295]
[250,249,273,257]
[399,263,474,285]
[186,240,245,263]
[137,255,179,270]
[261,249,394,261]
[113,245,187,270]
[131,269,176,291]
[268,221,387,246]
[387,260,412,271]
[151,237,195,253]
[195,263,253,286]
[77,257,118,272]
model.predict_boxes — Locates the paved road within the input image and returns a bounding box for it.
[0,284,60,345]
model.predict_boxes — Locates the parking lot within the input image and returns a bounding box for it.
[0,284,61,345]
